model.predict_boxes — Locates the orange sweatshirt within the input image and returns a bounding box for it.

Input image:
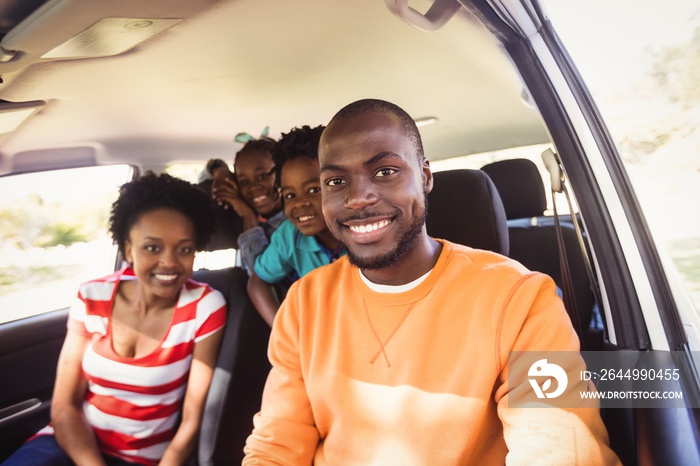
[244,240,621,465]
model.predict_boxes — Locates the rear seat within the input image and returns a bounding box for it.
[196,179,243,250]
[191,267,270,465]
[190,187,271,465]
[481,158,602,349]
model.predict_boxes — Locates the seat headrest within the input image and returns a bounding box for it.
[481,159,547,220]
[426,169,509,255]
[196,179,243,251]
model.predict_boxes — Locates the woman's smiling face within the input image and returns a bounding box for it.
[124,208,197,303]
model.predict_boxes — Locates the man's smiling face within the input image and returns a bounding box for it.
[319,110,432,270]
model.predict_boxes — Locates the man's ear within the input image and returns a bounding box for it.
[421,157,433,194]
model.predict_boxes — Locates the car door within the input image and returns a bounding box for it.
[0,165,134,460]
[0,310,67,459]
[462,0,700,464]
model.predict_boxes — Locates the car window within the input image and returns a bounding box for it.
[0,165,134,323]
[164,161,209,184]
[542,0,700,311]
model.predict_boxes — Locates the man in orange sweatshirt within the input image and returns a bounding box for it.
[243,98,621,465]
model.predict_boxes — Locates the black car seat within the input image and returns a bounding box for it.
[480,158,600,349]
[196,179,243,250]
[191,267,271,465]
[189,187,271,465]
[426,169,509,255]
[481,158,548,222]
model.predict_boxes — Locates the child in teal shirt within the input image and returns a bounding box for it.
[247,125,345,326]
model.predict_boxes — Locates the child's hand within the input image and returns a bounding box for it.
[210,166,233,204]
[214,177,258,222]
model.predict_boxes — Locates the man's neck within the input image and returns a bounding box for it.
[361,235,442,286]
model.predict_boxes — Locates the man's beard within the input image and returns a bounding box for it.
[341,192,428,271]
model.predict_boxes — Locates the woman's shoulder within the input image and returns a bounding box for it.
[77,267,132,302]
[182,278,226,308]
[179,279,227,331]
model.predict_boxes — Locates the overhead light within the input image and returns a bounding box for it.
[415,116,438,127]
[42,18,182,59]
[0,100,44,134]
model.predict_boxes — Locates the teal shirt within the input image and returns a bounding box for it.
[253,219,346,284]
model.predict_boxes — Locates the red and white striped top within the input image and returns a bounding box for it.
[38,267,226,465]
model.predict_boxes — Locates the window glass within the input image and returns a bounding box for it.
[0,165,134,323]
[164,161,211,184]
[542,0,700,308]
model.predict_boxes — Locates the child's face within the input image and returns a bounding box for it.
[234,150,280,215]
[280,156,329,237]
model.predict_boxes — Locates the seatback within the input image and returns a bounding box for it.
[426,169,509,255]
[481,159,598,347]
[481,158,547,221]
[196,179,244,251]
[191,266,271,465]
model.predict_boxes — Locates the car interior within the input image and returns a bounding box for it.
[1,0,699,464]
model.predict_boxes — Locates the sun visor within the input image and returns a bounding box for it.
[10,145,99,174]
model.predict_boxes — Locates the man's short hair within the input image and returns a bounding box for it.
[327,98,424,160]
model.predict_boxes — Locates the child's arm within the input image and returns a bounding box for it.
[247,271,281,327]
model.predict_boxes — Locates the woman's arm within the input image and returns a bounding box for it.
[159,328,225,466]
[52,331,107,466]
[247,271,281,327]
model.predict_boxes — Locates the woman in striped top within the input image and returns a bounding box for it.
[3,173,227,466]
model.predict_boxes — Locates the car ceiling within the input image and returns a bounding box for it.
[0,0,548,174]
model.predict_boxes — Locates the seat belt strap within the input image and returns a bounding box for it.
[560,180,604,312]
[543,149,589,349]
[551,187,586,349]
